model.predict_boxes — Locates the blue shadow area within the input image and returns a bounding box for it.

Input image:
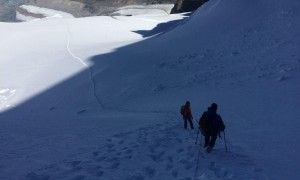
[132,12,191,37]
[133,19,185,37]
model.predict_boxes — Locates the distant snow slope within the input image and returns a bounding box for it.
[16,4,174,22]
[113,4,174,16]
[0,0,299,179]
[16,5,75,21]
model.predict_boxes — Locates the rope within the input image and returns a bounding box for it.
[193,143,202,180]
[200,131,203,147]
[193,124,203,180]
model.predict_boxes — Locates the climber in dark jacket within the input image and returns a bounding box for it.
[199,103,225,152]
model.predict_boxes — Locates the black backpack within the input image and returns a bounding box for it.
[180,105,185,115]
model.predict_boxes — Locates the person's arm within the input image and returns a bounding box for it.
[219,115,225,131]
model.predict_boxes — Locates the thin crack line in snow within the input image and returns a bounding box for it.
[64,21,105,109]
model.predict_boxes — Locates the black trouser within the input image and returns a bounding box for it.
[184,117,194,129]
[204,133,218,147]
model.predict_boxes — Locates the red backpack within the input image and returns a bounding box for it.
[199,114,208,134]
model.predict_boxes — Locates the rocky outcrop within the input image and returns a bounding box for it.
[170,0,208,14]
[0,0,177,22]
[72,0,177,16]
[0,0,178,22]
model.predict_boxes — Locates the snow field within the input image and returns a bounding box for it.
[23,114,267,180]
[0,0,299,179]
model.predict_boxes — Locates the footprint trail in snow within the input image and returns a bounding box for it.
[25,115,267,180]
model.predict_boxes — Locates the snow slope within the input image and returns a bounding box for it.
[0,0,300,179]
[113,4,174,16]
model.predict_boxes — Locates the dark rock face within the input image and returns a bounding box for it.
[0,0,28,22]
[170,0,208,14]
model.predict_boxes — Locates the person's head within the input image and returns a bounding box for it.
[210,103,218,112]
[186,101,190,106]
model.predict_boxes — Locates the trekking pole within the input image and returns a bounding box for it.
[223,131,228,152]
[193,142,202,180]
[194,129,200,144]
[200,132,203,147]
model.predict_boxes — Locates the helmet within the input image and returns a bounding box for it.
[211,103,218,111]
